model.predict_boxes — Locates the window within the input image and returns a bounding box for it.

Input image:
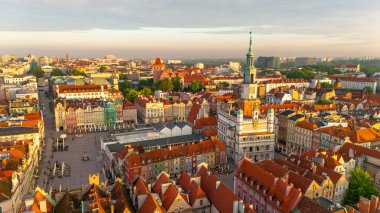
[200,199,204,206]
[202,208,206,213]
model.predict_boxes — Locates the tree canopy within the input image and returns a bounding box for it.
[282,69,316,80]
[99,65,108,72]
[364,86,374,94]
[217,81,230,89]
[153,78,174,91]
[71,69,86,77]
[320,82,334,89]
[51,68,64,76]
[31,66,44,78]
[188,81,204,93]
[172,77,183,92]
[344,168,379,205]
[315,99,332,105]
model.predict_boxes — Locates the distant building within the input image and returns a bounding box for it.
[229,61,241,72]
[295,57,317,67]
[167,59,182,64]
[334,64,360,72]
[256,56,280,69]
[194,63,204,69]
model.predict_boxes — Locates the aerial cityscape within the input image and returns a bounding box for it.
[1,1,380,213]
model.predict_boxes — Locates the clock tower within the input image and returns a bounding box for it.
[240,32,260,116]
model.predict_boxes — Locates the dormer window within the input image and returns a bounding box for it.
[269,195,272,201]
[256,185,260,190]
[263,189,267,194]
[277,200,281,206]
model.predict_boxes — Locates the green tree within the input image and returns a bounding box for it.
[72,69,86,76]
[315,99,332,105]
[31,66,44,78]
[51,68,64,76]
[124,89,140,102]
[344,168,379,205]
[139,79,153,86]
[217,81,230,89]
[283,69,316,80]
[154,78,173,91]
[172,77,183,92]
[364,86,374,94]
[321,82,334,89]
[118,80,131,95]
[140,87,152,96]
[188,81,204,93]
[99,65,108,72]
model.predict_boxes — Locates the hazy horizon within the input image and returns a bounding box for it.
[1,0,379,58]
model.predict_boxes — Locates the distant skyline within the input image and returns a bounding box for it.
[1,0,380,58]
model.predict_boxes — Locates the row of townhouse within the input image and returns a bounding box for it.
[0,113,45,212]
[120,137,227,185]
[55,84,122,100]
[131,165,255,213]
[276,108,380,155]
[337,142,380,192]
[235,156,349,212]
[134,95,210,124]
[54,98,137,132]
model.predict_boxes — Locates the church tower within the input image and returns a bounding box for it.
[239,32,261,116]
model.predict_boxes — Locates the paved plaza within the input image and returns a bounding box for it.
[38,131,106,191]
[37,89,106,191]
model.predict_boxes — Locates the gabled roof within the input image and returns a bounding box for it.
[188,181,206,205]
[138,193,165,213]
[161,184,182,210]
[337,142,380,159]
[178,172,192,192]
[133,177,149,196]
[152,172,170,195]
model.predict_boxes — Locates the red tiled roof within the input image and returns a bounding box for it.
[161,184,182,210]
[349,128,380,144]
[296,121,317,131]
[138,193,165,213]
[337,142,380,159]
[194,117,217,129]
[260,103,300,112]
[134,177,149,196]
[58,84,109,94]
[315,165,343,184]
[153,58,163,66]
[0,171,13,178]
[187,103,201,124]
[188,181,206,205]
[178,172,192,192]
[334,64,358,69]
[257,160,288,178]
[203,129,217,137]
[24,112,42,120]
[152,172,170,195]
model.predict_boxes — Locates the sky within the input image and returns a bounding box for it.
[1,0,380,59]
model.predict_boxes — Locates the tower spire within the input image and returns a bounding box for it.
[249,31,253,53]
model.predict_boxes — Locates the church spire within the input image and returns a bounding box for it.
[248,31,253,56]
